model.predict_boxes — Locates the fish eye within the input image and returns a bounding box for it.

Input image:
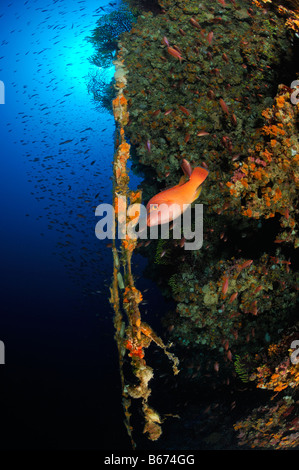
[151,204,158,211]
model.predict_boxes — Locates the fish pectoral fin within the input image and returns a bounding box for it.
[192,185,202,202]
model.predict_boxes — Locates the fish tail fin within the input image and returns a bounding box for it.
[190,167,209,186]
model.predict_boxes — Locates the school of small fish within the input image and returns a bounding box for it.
[0,0,122,296]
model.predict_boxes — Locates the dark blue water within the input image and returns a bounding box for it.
[0,0,142,450]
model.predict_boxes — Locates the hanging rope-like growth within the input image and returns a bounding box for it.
[109,43,179,447]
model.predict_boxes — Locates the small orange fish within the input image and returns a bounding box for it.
[207,31,214,45]
[184,133,191,143]
[181,158,192,177]
[238,259,253,271]
[253,285,263,294]
[201,161,209,169]
[231,113,237,126]
[162,36,169,46]
[190,17,200,29]
[147,165,209,226]
[179,105,190,116]
[167,47,184,62]
[219,98,229,114]
[229,292,238,303]
[222,276,229,295]
[197,131,210,137]
[227,350,232,361]
[251,300,258,316]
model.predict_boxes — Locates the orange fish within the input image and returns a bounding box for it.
[222,276,229,295]
[207,31,214,45]
[179,105,190,116]
[219,98,229,114]
[229,292,238,303]
[197,131,210,137]
[147,165,209,226]
[167,47,184,62]
[181,158,192,177]
[190,17,200,29]
[238,259,253,271]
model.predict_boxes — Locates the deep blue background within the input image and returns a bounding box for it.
[0,0,145,449]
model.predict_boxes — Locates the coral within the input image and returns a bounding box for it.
[115,0,298,372]
[228,85,299,247]
[120,0,292,195]
[168,253,297,360]
[234,324,299,449]
[254,358,299,392]
[119,0,298,250]
[88,5,136,68]
[87,69,116,113]
[234,396,299,449]
[86,4,136,113]
[123,0,162,15]
[250,323,299,392]
[253,0,299,35]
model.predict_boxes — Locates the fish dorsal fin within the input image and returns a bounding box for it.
[178,174,189,186]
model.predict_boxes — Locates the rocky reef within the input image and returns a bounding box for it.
[85,0,299,448]
[114,0,299,449]
[234,322,299,449]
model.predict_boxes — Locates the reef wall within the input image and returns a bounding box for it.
[116,0,299,449]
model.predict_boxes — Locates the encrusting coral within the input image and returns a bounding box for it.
[250,323,299,392]
[253,0,299,36]
[167,253,297,362]
[227,84,299,248]
[120,0,293,194]
[233,396,299,449]
[233,324,299,449]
